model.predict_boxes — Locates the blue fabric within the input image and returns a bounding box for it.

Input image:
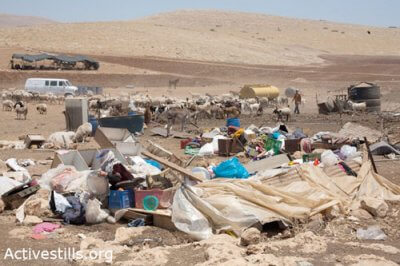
[145,159,163,170]
[213,157,249,179]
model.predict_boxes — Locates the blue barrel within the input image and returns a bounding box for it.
[226,117,240,127]
[88,115,98,136]
[128,111,136,116]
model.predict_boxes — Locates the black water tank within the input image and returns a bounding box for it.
[348,82,381,112]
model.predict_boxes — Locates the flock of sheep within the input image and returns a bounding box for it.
[1,89,65,119]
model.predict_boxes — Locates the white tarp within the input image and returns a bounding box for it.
[172,157,400,240]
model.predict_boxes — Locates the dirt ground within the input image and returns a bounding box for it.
[1,44,400,265]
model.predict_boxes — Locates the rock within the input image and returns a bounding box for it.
[361,198,388,218]
[306,215,324,233]
[351,209,373,220]
[356,226,387,241]
[0,159,7,174]
[240,227,261,246]
[113,226,148,245]
[0,199,5,213]
[22,215,43,226]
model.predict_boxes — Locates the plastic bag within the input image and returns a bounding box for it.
[340,145,357,160]
[39,164,81,192]
[213,157,249,179]
[198,143,214,156]
[264,137,282,155]
[356,226,387,240]
[321,150,339,167]
[85,198,114,224]
[171,186,213,240]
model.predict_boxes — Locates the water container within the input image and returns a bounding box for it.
[88,115,98,136]
[128,111,136,116]
[226,117,240,127]
[348,82,381,112]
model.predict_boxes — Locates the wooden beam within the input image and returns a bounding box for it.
[141,150,204,182]
[364,137,378,174]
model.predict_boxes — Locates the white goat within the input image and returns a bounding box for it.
[348,101,367,113]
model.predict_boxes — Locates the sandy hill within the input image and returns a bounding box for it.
[0,10,399,65]
[0,13,57,28]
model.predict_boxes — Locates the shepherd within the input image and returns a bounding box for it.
[292,90,302,114]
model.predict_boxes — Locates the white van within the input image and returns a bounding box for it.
[24,78,78,96]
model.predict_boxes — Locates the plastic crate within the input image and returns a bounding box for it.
[108,190,134,209]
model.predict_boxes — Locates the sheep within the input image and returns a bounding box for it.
[14,101,28,120]
[2,100,14,111]
[36,103,47,115]
[273,107,291,122]
[347,101,367,113]
[224,106,240,118]
[45,131,76,149]
[73,122,93,143]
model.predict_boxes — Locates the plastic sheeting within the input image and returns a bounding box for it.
[172,157,400,240]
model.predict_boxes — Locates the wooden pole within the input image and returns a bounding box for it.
[364,137,378,174]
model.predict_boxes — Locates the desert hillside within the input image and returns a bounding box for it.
[0,10,399,65]
[0,13,57,27]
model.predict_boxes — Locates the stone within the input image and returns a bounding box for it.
[0,159,8,174]
[22,215,43,226]
[0,199,5,213]
[351,209,373,220]
[361,198,388,218]
[240,227,261,246]
[113,226,148,245]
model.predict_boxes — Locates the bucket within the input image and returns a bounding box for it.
[226,117,240,127]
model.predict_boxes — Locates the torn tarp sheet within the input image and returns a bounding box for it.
[172,158,400,240]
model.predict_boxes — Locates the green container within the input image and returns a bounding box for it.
[302,153,322,162]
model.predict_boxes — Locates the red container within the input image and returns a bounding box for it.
[134,189,173,209]
[180,138,192,149]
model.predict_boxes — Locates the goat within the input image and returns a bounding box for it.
[2,100,14,111]
[273,107,291,122]
[36,103,47,114]
[14,101,28,120]
[348,101,367,114]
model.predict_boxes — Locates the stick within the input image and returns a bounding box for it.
[364,137,378,174]
[142,150,204,182]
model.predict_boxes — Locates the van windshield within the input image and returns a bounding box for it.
[66,81,72,86]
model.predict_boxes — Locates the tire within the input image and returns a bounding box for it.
[367,106,381,113]
[363,99,381,107]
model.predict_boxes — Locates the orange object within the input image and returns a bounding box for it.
[313,158,320,166]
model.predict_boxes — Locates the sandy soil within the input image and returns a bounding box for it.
[0,9,400,266]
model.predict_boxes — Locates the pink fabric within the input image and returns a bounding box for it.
[33,222,61,234]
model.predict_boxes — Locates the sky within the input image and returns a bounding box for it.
[0,0,399,27]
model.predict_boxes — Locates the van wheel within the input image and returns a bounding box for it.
[64,93,73,98]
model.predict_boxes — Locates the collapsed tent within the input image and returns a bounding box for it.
[11,53,99,70]
[172,150,400,240]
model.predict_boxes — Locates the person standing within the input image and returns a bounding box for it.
[293,90,302,114]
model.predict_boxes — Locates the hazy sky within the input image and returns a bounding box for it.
[1,0,399,27]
